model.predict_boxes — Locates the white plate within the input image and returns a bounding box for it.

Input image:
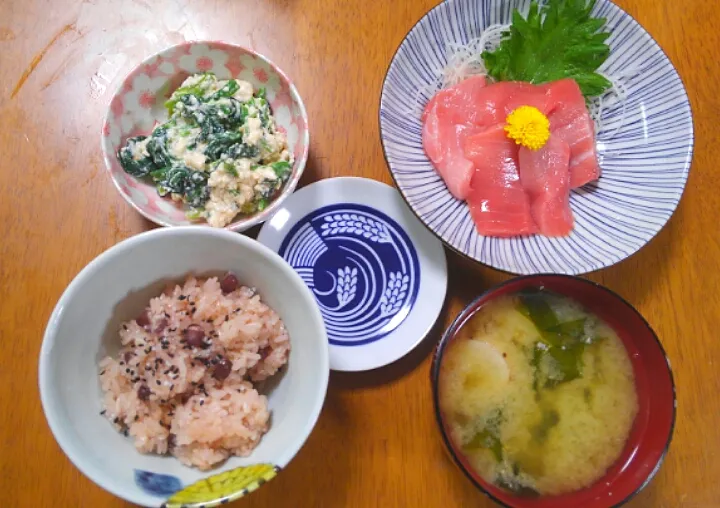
[258,177,448,371]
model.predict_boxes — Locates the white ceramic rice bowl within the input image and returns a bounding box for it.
[38,227,329,507]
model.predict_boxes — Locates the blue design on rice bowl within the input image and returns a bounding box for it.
[378,0,693,275]
[278,204,421,346]
[134,470,183,497]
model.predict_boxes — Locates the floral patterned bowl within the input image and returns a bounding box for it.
[101,41,309,231]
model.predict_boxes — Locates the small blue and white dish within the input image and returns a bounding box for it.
[258,177,448,371]
[379,0,693,275]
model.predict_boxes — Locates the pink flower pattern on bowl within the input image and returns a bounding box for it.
[101,41,309,230]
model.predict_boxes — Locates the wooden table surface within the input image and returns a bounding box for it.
[1,0,718,506]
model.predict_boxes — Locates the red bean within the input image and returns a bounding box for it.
[154,318,168,334]
[137,384,151,401]
[184,325,206,348]
[220,272,239,294]
[259,346,271,360]
[136,310,151,329]
[213,358,232,381]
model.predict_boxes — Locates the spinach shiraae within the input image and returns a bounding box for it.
[438,291,637,497]
[117,72,294,227]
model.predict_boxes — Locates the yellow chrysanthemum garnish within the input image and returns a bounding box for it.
[504,105,551,151]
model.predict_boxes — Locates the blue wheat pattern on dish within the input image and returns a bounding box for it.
[278,204,421,346]
[320,214,391,243]
[378,0,693,275]
[380,272,410,317]
[336,266,358,308]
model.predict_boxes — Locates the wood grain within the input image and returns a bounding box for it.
[0,0,717,506]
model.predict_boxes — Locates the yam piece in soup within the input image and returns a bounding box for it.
[438,290,638,497]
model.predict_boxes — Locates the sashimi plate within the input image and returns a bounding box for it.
[379,0,693,275]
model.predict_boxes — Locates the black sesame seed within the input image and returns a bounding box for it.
[123,429,129,437]
[122,324,128,330]
[205,318,213,324]
[119,361,125,366]
[199,400,204,406]
[100,410,106,415]
[169,384,174,391]
[135,415,139,421]
[156,380,161,386]
[113,417,119,424]
[224,316,229,322]
[164,312,170,318]
[100,370,106,376]
[178,295,186,300]
[125,368,130,374]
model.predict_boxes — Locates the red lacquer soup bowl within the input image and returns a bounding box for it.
[431,275,676,508]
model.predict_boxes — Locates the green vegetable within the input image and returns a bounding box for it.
[531,408,559,443]
[271,161,292,179]
[118,73,290,224]
[204,131,243,162]
[117,137,154,177]
[519,291,598,389]
[210,79,239,100]
[146,127,173,168]
[518,291,558,330]
[464,410,504,462]
[482,0,612,98]
[185,208,205,220]
[151,163,209,208]
[223,162,239,177]
[547,318,586,339]
[165,73,214,114]
[230,143,260,160]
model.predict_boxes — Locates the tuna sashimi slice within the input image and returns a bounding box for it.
[470,81,553,127]
[463,125,538,237]
[545,79,601,188]
[421,75,487,123]
[427,79,552,128]
[422,94,483,200]
[518,136,574,237]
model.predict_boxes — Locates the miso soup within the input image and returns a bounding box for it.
[438,290,638,497]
